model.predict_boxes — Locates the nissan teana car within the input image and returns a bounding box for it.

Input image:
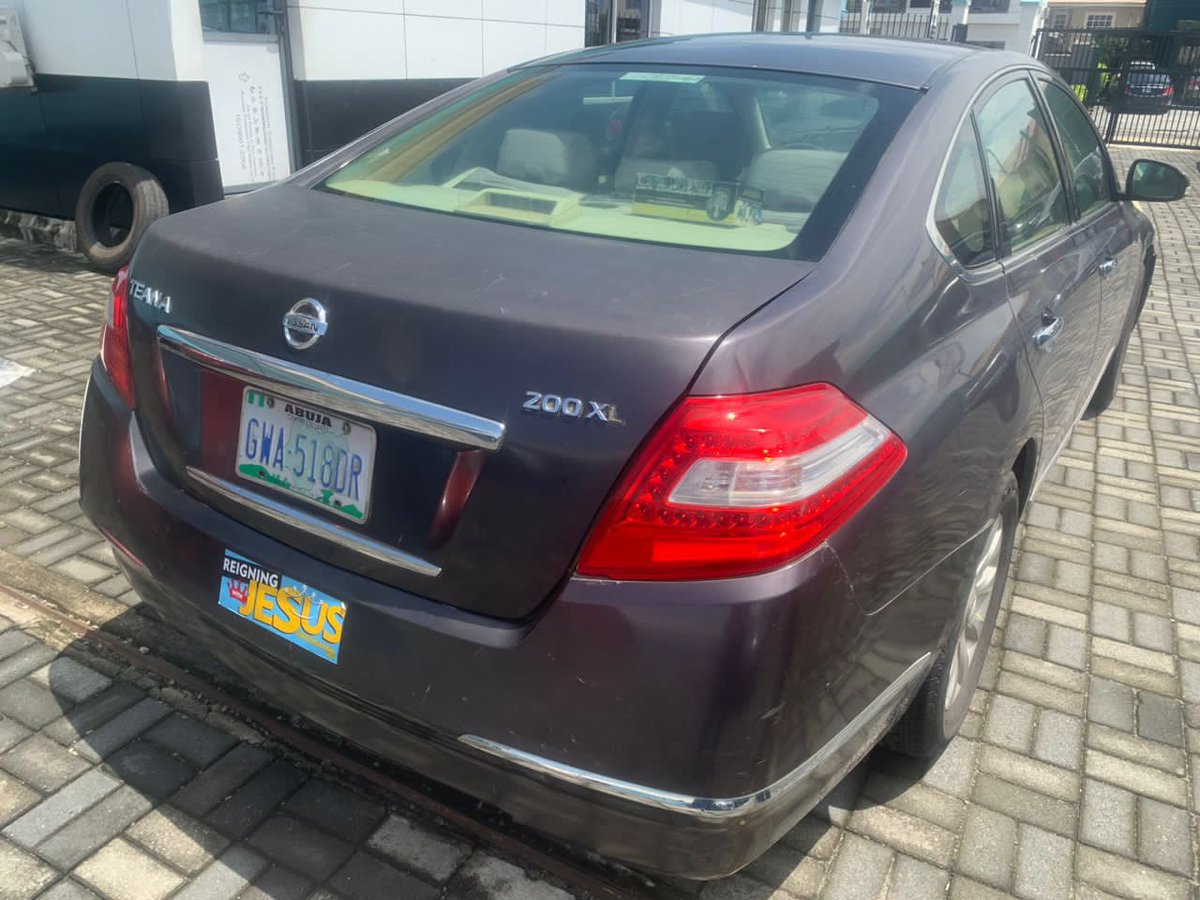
[79,34,1187,879]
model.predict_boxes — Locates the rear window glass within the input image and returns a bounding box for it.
[318,64,916,259]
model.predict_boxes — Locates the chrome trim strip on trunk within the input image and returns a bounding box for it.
[185,467,442,578]
[460,651,933,818]
[158,326,505,451]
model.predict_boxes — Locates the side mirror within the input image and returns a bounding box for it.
[1125,159,1189,202]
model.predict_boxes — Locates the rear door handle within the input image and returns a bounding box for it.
[1033,313,1063,351]
[1099,257,1118,277]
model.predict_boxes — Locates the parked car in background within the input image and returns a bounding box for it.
[1109,61,1175,114]
[78,35,1188,879]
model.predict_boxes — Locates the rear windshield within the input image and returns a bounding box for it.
[319,64,916,259]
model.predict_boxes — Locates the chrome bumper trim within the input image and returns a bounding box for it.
[186,467,442,578]
[460,651,932,819]
[158,326,505,451]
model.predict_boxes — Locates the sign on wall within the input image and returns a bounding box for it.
[203,38,292,191]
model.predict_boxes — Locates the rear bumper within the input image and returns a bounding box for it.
[80,362,955,878]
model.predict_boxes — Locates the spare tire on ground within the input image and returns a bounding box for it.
[75,162,169,274]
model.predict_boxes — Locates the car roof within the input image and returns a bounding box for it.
[524,33,1021,90]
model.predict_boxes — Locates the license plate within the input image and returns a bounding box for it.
[235,387,375,523]
[218,550,346,663]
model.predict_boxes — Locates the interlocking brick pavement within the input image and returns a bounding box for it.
[0,145,1197,899]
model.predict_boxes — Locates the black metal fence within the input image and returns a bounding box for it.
[839,10,952,40]
[1034,26,1200,149]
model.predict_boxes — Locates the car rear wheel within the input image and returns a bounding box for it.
[887,471,1018,757]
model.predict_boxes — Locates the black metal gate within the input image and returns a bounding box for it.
[1033,27,1200,149]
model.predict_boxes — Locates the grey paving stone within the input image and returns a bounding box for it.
[101,740,194,800]
[74,838,185,900]
[204,760,304,840]
[1013,824,1073,900]
[1087,678,1135,731]
[1137,796,1193,876]
[29,657,111,705]
[172,743,272,819]
[743,840,825,896]
[0,630,34,662]
[1080,779,1136,856]
[888,854,949,899]
[331,850,440,900]
[820,833,893,900]
[0,717,30,755]
[143,713,236,769]
[240,865,312,900]
[0,836,57,900]
[36,785,152,869]
[171,844,269,900]
[126,805,230,875]
[1137,692,1185,747]
[1076,845,1191,900]
[0,679,69,729]
[0,734,89,792]
[247,813,353,882]
[446,852,568,900]
[1,768,118,848]
[42,682,144,747]
[367,813,471,883]
[37,881,101,900]
[984,694,1037,753]
[281,778,386,844]
[1032,709,1083,770]
[72,698,171,763]
[955,804,1017,890]
[1045,625,1086,670]
[971,773,1077,837]
[0,772,38,829]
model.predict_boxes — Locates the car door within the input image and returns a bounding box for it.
[1038,78,1142,358]
[975,74,1102,471]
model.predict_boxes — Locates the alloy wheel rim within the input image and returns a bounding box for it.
[945,515,1004,712]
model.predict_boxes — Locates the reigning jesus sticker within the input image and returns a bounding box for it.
[218,550,346,664]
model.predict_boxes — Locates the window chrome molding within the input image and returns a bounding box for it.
[158,326,505,452]
[185,467,442,578]
[460,651,932,819]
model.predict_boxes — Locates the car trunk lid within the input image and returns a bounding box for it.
[128,184,812,619]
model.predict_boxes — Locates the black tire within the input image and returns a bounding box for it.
[887,471,1019,757]
[75,162,169,274]
[1085,257,1153,419]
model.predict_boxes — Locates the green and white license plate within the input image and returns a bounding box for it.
[235,387,375,523]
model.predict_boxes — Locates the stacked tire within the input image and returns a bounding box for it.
[75,162,169,274]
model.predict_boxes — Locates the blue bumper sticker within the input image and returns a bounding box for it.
[218,550,345,664]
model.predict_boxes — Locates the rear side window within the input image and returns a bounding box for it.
[934,124,994,267]
[975,79,1070,253]
[1040,83,1113,218]
[319,64,916,259]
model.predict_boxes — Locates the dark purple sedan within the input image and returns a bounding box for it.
[79,34,1187,878]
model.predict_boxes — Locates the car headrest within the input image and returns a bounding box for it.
[496,128,597,192]
[743,148,846,212]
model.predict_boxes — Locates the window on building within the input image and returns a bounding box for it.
[1085,13,1114,28]
[1050,12,1069,28]
[934,123,995,267]
[975,79,1070,252]
[199,0,275,34]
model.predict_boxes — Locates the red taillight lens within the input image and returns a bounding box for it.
[100,265,135,408]
[576,384,906,581]
[1164,84,1174,96]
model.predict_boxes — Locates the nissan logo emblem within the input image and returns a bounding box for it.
[283,298,327,350]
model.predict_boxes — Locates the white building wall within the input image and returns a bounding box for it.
[6,0,203,80]
[287,0,588,81]
[654,0,755,36]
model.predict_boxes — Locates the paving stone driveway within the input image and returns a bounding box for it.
[0,146,1197,900]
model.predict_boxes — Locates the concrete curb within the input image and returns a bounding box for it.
[0,208,78,252]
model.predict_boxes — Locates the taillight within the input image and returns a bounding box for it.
[576,384,907,581]
[1164,84,1174,96]
[100,265,135,408]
